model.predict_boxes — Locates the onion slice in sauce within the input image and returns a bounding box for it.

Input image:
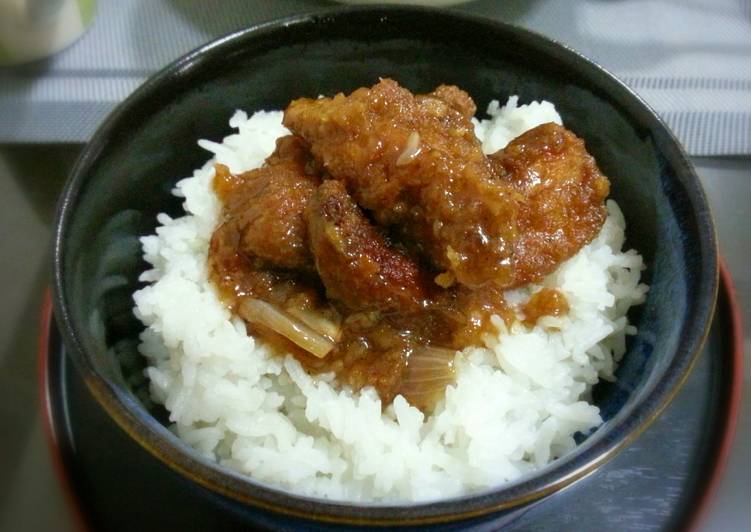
[395,131,421,166]
[286,307,342,342]
[239,299,334,358]
[398,346,457,411]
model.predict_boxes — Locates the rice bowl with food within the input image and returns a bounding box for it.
[133,80,648,503]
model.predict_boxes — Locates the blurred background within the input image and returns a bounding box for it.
[1,1,748,530]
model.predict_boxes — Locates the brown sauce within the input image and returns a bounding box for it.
[209,170,520,411]
[522,288,570,326]
[206,81,607,413]
[209,167,570,412]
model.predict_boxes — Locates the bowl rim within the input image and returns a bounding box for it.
[52,4,719,525]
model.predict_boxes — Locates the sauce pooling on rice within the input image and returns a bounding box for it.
[208,79,609,412]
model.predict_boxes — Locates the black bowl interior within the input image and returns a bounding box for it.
[53,6,717,524]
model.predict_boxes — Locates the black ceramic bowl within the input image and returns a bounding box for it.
[52,6,718,528]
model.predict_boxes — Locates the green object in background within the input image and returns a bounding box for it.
[0,0,97,65]
[76,0,97,26]
[0,42,10,64]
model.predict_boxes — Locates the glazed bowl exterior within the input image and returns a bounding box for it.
[52,6,718,528]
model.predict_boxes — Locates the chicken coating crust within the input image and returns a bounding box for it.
[489,122,610,284]
[284,78,521,288]
[425,84,477,118]
[306,179,431,313]
[285,80,610,289]
[213,136,319,272]
[208,84,611,412]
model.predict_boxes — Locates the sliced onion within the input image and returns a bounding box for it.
[407,346,457,369]
[239,299,334,358]
[286,307,342,342]
[399,346,456,411]
[396,131,421,166]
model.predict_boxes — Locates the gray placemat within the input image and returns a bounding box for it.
[1,0,750,155]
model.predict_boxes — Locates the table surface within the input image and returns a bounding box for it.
[0,153,748,532]
[0,2,749,527]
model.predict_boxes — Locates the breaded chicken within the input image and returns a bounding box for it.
[213,136,319,272]
[424,84,477,118]
[489,123,610,284]
[209,84,611,413]
[284,78,521,288]
[306,180,430,313]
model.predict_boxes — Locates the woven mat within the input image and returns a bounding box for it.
[1,0,749,155]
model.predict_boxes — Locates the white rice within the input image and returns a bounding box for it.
[133,96,648,502]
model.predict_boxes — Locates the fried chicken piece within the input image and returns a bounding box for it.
[306,180,431,313]
[213,136,319,272]
[424,84,477,118]
[489,122,610,284]
[264,133,312,168]
[208,218,308,309]
[284,78,521,288]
